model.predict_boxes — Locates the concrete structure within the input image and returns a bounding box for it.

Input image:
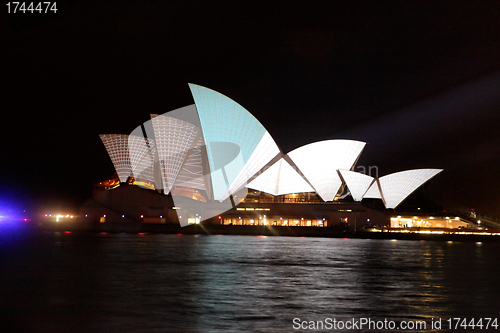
[89,84,446,229]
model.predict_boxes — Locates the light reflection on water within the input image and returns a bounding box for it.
[1,234,500,332]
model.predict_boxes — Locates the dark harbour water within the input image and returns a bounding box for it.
[1,230,500,332]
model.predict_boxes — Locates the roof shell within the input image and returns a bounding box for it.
[99,134,133,183]
[189,84,281,201]
[287,140,366,201]
[362,180,383,200]
[246,158,314,195]
[127,135,156,184]
[378,169,443,209]
[338,170,375,201]
[151,114,200,193]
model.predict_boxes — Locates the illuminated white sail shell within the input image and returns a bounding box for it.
[287,140,366,201]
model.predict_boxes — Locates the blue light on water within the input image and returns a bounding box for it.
[0,197,32,249]
[0,218,31,249]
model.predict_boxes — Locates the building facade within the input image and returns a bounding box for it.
[84,84,449,230]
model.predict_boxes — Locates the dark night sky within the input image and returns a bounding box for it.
[2,1,500,216]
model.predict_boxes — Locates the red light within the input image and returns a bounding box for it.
[218,216,221,219]
[24,218,28,221]
[138,232,146,235]
[179,215,182,219]
[177,233,183,236]
[64,231,71,234]
[216,234,222,236]
[45,214,48,217]
[257,235,264,237]
[140,215,144,218]
[301,217,304,221]
[100,232,107,235]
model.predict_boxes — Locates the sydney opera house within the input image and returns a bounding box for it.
[81,84,469,230]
